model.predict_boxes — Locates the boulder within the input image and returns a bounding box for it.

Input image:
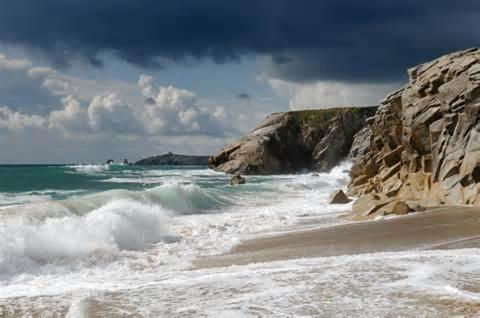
[348,48,480,207]
[328,189,351,204]
[378,200,411,216]
[351,193,383,215]
[209,107,377,175]
[350,194,393,220]
[405,201,426,212]
[230,172,246,185]
[350,197,413,220]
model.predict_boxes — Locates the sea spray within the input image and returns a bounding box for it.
[0,199,171,277]
[67,164,110,174]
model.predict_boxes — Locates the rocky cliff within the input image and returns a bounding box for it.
[135,153,209,165]
[348,48,480,218]
[209,107,377,174]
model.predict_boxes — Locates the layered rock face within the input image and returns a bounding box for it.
[348,48,480,214]
[209,107,377,174]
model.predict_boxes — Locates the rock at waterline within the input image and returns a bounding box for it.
[328,189,351,204]
[231,172,246,185]
[380,200,412,216]
[350,195,416,220]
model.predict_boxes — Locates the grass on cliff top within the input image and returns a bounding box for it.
[288,107,377,126]
[288,108,354,126]
[289,109,337,127]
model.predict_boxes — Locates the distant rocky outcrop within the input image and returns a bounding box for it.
[209,107,377,175]
[348,48,480,219]
[135,153,209,165]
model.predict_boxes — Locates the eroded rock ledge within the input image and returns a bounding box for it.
[209,107,377,174]
[348,48,480,218]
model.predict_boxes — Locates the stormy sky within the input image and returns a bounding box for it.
[0,0,478,163]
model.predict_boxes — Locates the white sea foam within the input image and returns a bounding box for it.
[65,296,91,318]
[99,177,163,184]
[0,192,51,207]
[67,164,110,174]
[2,250,480,316]
[0,199,171,277]
[0,190,87,208]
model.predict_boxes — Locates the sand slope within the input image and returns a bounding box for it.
[195,206,480,268]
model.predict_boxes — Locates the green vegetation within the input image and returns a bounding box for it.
[288,107,377,127]
[289,108,343,127]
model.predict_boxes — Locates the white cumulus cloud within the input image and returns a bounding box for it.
[48,96,89,133]
[88,93,142,133]
[139,75,226,135]
[0,105,45,130]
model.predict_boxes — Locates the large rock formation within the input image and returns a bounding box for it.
[348,48,480,217]
[209,107,377,174]
[135,153,209,165]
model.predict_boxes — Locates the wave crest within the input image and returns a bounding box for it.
[145,183,231,214]
[0,199,170,277]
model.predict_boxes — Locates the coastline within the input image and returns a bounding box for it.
[194,206,480,269]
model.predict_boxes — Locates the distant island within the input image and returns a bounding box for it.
[135,152,209,165]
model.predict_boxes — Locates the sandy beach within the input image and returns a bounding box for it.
[195,206,480,269]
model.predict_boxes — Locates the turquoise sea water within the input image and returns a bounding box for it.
[0,164,218,202]
[0,164,310,214]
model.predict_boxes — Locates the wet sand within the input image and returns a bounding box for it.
[195,206,480,268]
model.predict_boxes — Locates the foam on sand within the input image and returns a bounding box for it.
[3,250,480,316]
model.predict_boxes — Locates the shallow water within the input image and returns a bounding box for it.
[0,163,479,317]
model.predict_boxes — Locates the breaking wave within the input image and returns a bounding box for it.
[0,182,234,277]
[0,199,171,277]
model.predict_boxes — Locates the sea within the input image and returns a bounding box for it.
[0,163,479,317]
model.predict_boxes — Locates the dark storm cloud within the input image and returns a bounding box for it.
[0,0,479,82]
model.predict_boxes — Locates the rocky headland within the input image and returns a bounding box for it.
[209,107,377,174]
[135,153,209,165]
[209,47,480,220]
